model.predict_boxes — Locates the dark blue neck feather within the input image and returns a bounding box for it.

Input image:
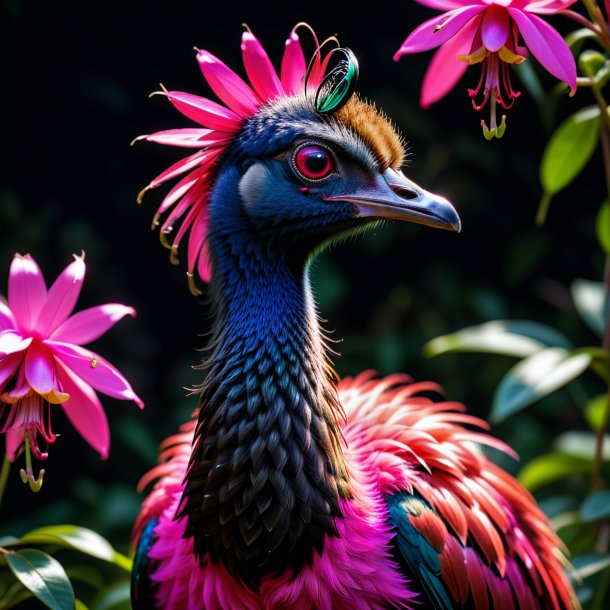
[182,187,350,584]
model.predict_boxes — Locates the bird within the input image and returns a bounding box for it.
[131,23,580,610]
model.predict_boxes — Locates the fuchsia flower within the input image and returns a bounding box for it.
[0,253,142,472]
[136,24,334,291]
[394,0,578,138]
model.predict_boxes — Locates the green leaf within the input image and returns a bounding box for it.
[490,348,592,422]
[554,431,610,460]
[540,106,600,195]
[76,601,89,610]
[519,452,592,490]
[581,490,610,522]
[0,580,36,609]
[597,200,610,256]
[424,320,572,359]
[0,537,19,547]
[570,553,610,580]
[585,394,609,432]
[5,549,74,610]
[15,525,131,572]
[91,580,131,610]
[566,28,599,51]
[571,278,609,337]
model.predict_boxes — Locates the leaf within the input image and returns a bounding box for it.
[0,536,19,550]
[585,394,609,432]
[519,452,592,490]
[424,319,572,359]
[91,580,131,610]
[597,200,610,256]
[76,601,89,610]
[571,278,609,337]
[570,553,610,580]
[490,348,592,422]
[554,431,610,460]
[581,490,610,522]
[5,549,75,610]
[0,580,36,609]
[15,525,131,572]
[566,27,600,51]
[540,106,600,195]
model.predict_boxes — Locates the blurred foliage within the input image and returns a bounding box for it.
[1,0,609,607]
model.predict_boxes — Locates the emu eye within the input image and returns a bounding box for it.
[292,144,335,182]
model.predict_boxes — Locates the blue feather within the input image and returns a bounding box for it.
[131,518,158,609]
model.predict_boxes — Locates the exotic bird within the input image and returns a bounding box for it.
[132,24,579,610]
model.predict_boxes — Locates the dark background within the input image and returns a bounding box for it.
[0,0,604,566]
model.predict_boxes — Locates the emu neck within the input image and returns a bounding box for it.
[183,232,349,584]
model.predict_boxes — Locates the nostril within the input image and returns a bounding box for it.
[389,183,420,201]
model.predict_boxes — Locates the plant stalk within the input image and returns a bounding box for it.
[0,454,10,510]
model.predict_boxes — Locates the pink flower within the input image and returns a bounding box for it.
[394,0,577,138]
[136,24,334,292]
[0,253,143,466]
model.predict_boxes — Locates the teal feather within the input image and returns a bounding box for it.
[314,48,359,115]
[386,492,453,610]
[131,518,158,609]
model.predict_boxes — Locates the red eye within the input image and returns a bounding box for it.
[293,144,334,181]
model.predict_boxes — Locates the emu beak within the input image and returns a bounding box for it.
[326,168,461,232]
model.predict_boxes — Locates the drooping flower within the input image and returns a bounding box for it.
[136,24,335,292]
[0,253,142,479]
[394,0,578,138]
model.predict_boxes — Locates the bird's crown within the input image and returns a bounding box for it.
[136,24,405,293]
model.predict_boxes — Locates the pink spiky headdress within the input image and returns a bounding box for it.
[136,24,354,295]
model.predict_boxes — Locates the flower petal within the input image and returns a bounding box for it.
[8,254,47,332]
[48,341,144,407]
[0,352,23,394]
[415,0,478,9]
[0,330,32,357]
[197,49,260,116]
[24,340,67,402]
[508,8,576,90]
[5,428,24,461]
[50,304,136,345]
[36,253,86,337]
[281,30,307,95]
[394,5,486,57]
[241,30,284,101]
[0,300,16,331]
[420,17,481,107]
[525,0,577,14]
[56,359,110,459]
[166,91,242,132]
[481,5,510,52]
[138,128,234,149]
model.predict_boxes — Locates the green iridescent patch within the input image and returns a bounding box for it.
[311,48,359,115]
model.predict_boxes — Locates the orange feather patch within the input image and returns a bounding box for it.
[337,95,406,170]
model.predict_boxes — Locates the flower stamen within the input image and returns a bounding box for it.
[460,48,521,139]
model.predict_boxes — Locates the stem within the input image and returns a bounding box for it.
[591,84,610,491]
[592,389,610,490]
[591,562,610,610]
[562,8,610,50]
[0,454,10,510]
[535,191,553,225]
[583,0,609,34]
